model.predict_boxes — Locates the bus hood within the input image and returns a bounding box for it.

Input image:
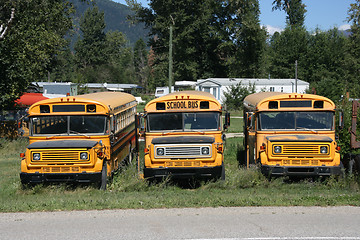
[152,135,215,144]
[266,135,333,143]
[27,140,99,149]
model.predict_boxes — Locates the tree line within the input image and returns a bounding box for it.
[1,0,360,109]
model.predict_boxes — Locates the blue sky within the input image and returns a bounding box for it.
[113,0,354,34]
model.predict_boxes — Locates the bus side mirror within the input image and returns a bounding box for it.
[136,113,145,136]
[246,112,254,130]
[110,116,115,133]
[224,112,230,129]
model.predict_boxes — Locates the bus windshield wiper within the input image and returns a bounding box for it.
[46,134,67,139]
[296,127,318,133]
[69,130,91,138]
[186,129,206,134]
[161,130,182,135]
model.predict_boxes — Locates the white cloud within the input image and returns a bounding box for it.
[263,25,284,35]
[339,24,351,31]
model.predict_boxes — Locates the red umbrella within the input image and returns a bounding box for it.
[15,93,48,107]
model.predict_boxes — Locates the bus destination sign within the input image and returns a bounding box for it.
[166,101,199,109]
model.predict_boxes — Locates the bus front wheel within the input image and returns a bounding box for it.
[220,163,225,181]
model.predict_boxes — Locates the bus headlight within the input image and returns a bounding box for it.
[80,152,88,160]
[274,146,282,153]
[33,153,41,161]
[201,147,210,155]
[156,148,165,156]
[320,146,328,154]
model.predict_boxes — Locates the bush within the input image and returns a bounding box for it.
[223,82,255,111]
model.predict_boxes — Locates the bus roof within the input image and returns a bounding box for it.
[145,90,221,112]
[29,92,136,115]
[80,92,136,108]
[243,92,335,111]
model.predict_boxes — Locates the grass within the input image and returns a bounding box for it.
[0,137,360,212]
[226,117,243,133]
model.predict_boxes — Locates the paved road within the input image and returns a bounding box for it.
[1,207,360,240]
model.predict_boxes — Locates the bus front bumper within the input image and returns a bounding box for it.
[20,172,102,184]
[261,165,343,177]
[144,166,222,180]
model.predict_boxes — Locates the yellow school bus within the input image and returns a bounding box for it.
[142,90,229,180]
[243,92,342,177]
[20,92,137,189]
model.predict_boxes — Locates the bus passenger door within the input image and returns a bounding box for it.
[245,112,256,168]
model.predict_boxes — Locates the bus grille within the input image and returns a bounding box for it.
[42,151,79,161]
[282,145,328,156]
[166,147,201,156]
[155,144,212,158]
[31,149,90,163]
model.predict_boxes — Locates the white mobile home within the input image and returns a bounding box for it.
[196,78,309,104]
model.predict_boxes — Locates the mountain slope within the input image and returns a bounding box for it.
[71,0,149,45]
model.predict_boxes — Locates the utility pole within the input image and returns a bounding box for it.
[168,24,173,94]
[295,60,298,93]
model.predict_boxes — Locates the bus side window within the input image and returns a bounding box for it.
[110,116,115,133]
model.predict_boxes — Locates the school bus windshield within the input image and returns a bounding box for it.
[259,111,334,131]
[31,115,107,135]
[147,112,220,132]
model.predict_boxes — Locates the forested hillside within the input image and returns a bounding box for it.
[71,0,148,44]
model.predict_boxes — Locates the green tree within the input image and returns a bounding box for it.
[302,28,348,102]
[130,0,227,82]
[0,0,74,109]
[268,0,308,81]
[133,39,149,92]
[105,30,134,83]
[346,0,360,98]
[268,26,309,80]
[223,0,267,78]
[223,82,256,111]
[272,0,307,28]
[129,0,267,84]
[75,6,107,68]
[74,6,136,84]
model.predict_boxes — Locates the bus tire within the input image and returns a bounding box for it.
[99,161,107,190]
[220,162,225,181]
[354,155,360,174]
[128,145,133,164]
